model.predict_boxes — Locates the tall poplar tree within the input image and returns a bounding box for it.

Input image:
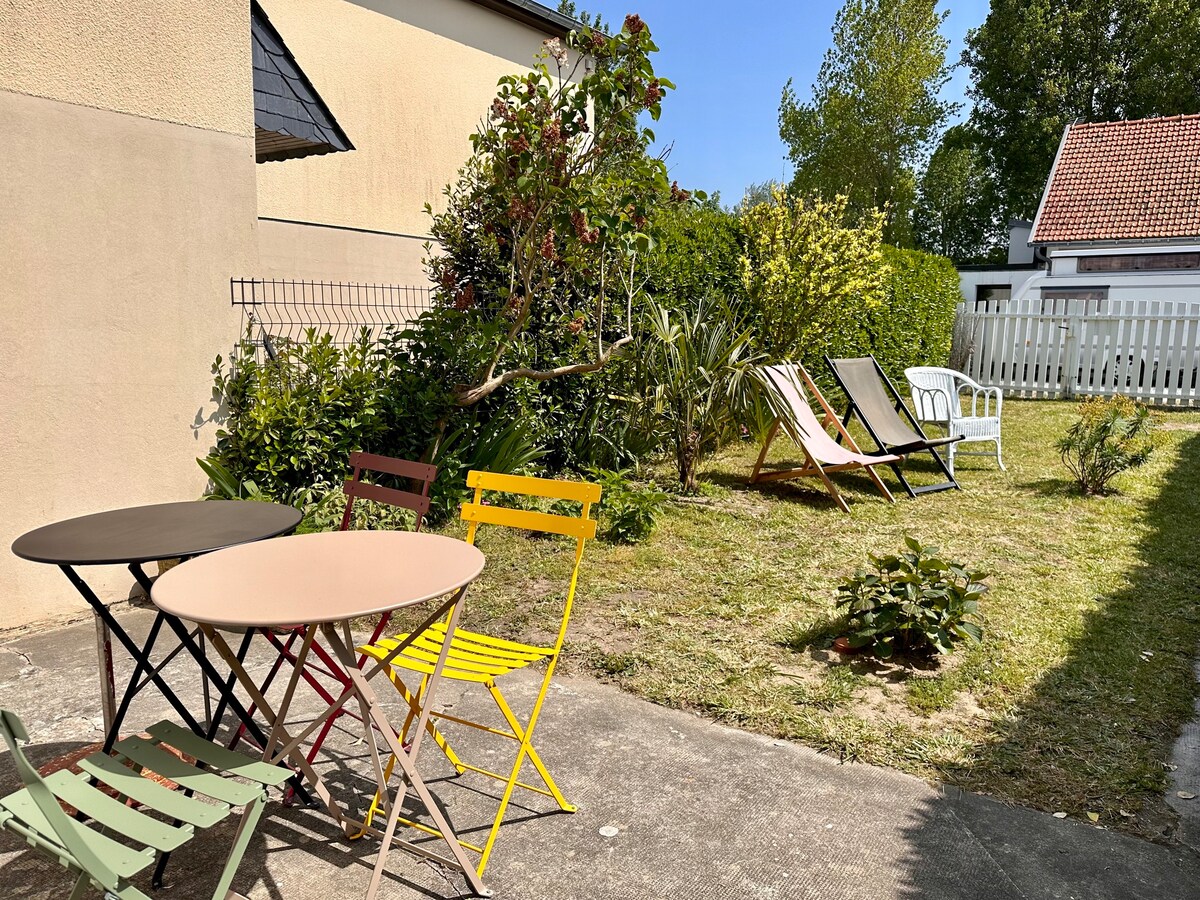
[779,0,955,247]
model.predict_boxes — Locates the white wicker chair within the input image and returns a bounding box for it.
[904,366,1004,474]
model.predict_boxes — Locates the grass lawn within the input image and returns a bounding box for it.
[417,399,1200,841]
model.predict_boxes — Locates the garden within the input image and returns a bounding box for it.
[201,17,1200,842]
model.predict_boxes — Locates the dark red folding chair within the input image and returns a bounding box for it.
[231,452,437,771]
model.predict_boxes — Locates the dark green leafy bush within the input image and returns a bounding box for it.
[868,245,961,375]
[589,468,668,543]
[207,320,545,524]
[303,486,417,533]
[208,328,390,505]
[836,536,987,658]
[1057,395,1155,495]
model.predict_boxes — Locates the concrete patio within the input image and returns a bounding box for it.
[1,607,1197,900]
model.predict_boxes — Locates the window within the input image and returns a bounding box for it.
[974,284,1011,311]
[1040,287,1108,302]
[1077,252,1200,272]
[1039,287,1107,315]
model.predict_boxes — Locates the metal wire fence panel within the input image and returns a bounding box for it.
[230,279,434,355]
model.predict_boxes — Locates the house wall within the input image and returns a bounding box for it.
[1023,244,1200,301]
[0,2,258,630]
[957,268,1042,305]
[255,0,562,284]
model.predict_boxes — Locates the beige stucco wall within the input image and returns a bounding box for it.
[0,4,257,630]
[0,0,253,138]
[258,218,429,283]
[256,0,557,243]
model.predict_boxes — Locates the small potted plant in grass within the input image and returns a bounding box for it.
[835,536,987,659]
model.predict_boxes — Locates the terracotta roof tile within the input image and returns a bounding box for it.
[1031,114,1200,244]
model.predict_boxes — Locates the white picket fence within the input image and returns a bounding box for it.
[964,298,1200,406]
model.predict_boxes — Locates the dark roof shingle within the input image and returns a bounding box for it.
[252,1,353,163]
[1031,114,1200,245]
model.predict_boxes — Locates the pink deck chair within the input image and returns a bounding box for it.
[749,363,901,513]
[231,452,437,770]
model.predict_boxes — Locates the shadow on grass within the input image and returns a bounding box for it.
[776,616,847,652]
[705,468,848,512]
[945,432,1200,839]
[1022,476,1078,497]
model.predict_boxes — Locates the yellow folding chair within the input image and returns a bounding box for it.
[357,469,600,878]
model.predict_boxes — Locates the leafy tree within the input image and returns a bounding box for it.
[426,16,672,407]
[779,0,956,246]
[556,0,608,33]
[740,187,888,366]
[965,0,1200,225]
[913,123,1003,264]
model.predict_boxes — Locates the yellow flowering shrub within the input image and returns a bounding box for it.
[740,187,888,365]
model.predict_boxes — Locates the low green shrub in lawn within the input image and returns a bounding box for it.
[837,536,987,659]
[1057,395,1155,495]
[589,468,669,543]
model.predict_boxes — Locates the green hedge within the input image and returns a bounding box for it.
[867,245,960,378]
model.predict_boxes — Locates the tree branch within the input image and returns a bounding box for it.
[455,335,634,406]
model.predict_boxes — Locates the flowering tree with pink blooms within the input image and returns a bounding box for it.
[423,15,677,407]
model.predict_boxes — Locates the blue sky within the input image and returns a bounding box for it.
[576,1,992,205]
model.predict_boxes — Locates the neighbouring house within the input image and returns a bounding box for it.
[956,218,1045,310]
[958,114,1200,310]
[0,0,577,629]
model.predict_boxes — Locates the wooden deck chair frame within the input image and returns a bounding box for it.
[0,710,290,900]
[232,452,437,771]
[749,362,900,513]
[356,470,600,880]
[824,354,962,498]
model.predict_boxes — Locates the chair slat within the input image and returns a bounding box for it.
[146,722,293,787]
[78,753,227,828]
[343,479,430,515]
[113,737,261,807]
[0,789,155,877]
[386,640,514,675]
[466,470,601,503]
[461,502,597,539]
[349,451,437,483]
[430,623,552,658]
[361,648,491,683]
[45,770,192,853]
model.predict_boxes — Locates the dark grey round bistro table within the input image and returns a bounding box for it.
[11,500,302,766]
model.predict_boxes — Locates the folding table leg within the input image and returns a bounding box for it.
[206,629,256,742]
[320,596,492,898]
[60,565,206,740]
[200,625,342,824]
[156,612,316,807]
[103,610,168,753]
[93,613,117,738]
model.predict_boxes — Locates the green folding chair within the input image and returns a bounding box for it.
[0,710,290,900]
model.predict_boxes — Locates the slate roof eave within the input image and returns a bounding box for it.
[466,0,581,38]
[252,0,354,163]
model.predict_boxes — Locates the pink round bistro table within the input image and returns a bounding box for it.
[152,530,491,898]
